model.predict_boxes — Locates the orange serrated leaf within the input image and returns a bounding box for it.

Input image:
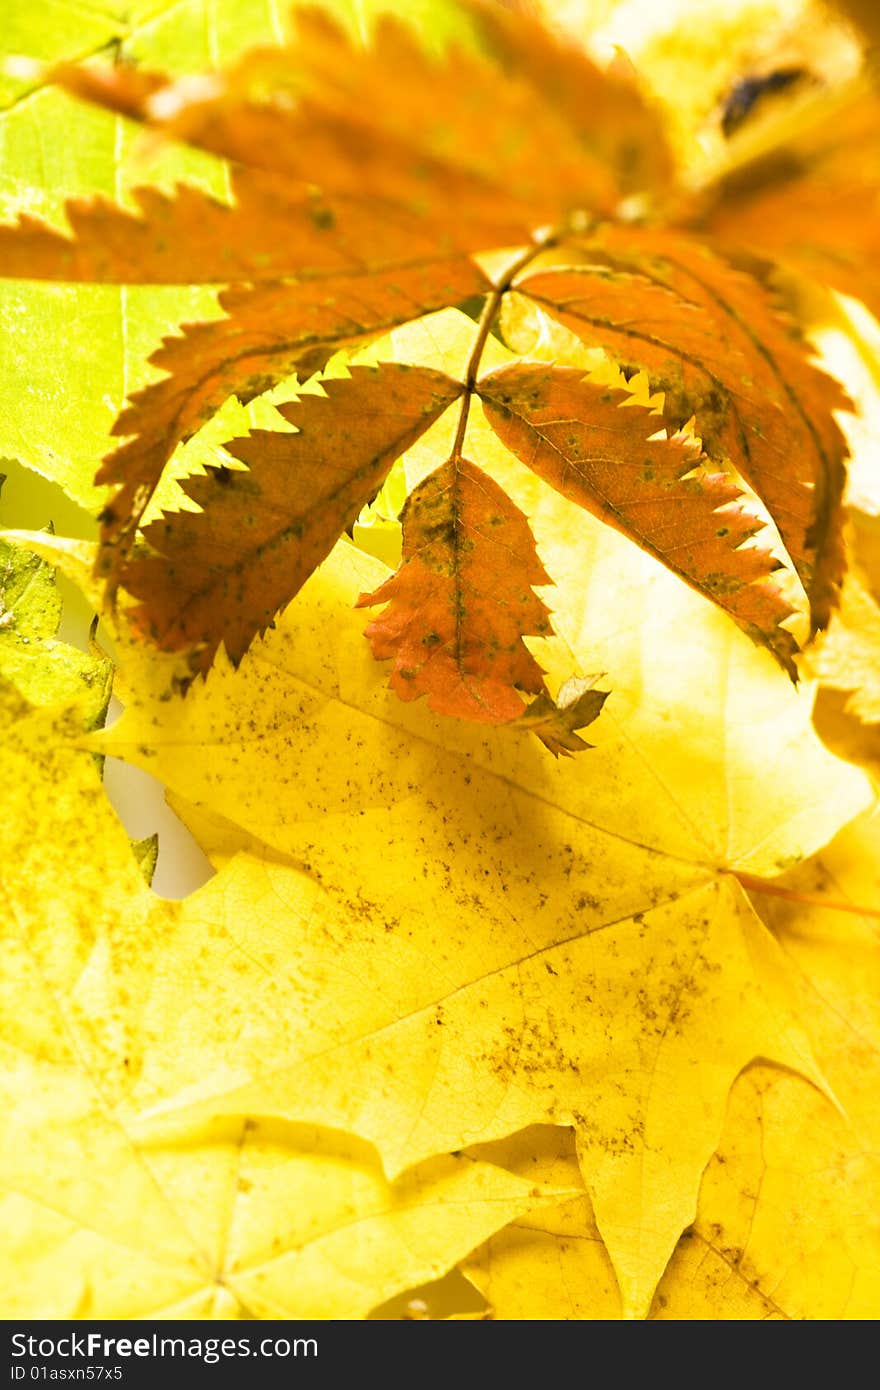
[704,180,880,325]
[357,457,553,724]
[698,88,880,321]
[478,362,798,675]
[96,255,489,566]
[43,3,634,250]
[461,0,673,199]
[280,5,619,218]
[45,59,167,119]
[0,169,472,285]
[121,363,463,667]
[39,56,534,255]
[520,228,850,628]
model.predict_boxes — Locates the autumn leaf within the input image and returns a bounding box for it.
[0,623,568,1319]
[655,1062,880,1318]
[459,1126,622,1319]
[9,468,879,1317]
[3,0,649,573]
[92,518,864,1320]
[0,516,61,639]
[356,456,553,723]
[456,811,880,1320]
[0,493,160,883]
[699,85,880,324]
[661,805,880,1320]
[0,166,495,287]
[458,0,674,198]
[478,360,798,674]
[512,676,609,757]
[43,1,652,231]
[804,517,880,728]
[0,1,294,514]
[0,0,863,712]
[122,362,464,667]
[0,497,110,722]
[96,258,488,564]
[516,228,851,631]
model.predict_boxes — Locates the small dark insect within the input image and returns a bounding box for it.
[101,36,123,67]
[721,67,810,136]
[102,35,140,69]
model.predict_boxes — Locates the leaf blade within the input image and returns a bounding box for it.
[519,230,851,628]
[461,0,674,199]
[0,170,478,285]
[357,456,552,724]
[700,88,880,322]
[478,362,798,674]
[97,255,488,566]
[40,1,631,252]
[123,362,463,666]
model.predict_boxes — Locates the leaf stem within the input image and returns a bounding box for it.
[734,869,880,922]
[450,231,556,461]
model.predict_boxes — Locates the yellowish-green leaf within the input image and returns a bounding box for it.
[0,0,284,512]
[0,516,110,722]
[130,832,159,885]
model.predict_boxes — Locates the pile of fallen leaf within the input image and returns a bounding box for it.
[0,0,878,1319]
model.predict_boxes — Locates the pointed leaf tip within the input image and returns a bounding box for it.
[358,457,553,725]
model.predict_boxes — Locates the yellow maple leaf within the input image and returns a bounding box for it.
[12,401,869,1318]
[460,805,880,1319]
[807,553,880,728]
[461,1124,621,1319]
[0,677,571,1319]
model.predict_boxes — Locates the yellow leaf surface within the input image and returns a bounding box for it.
[146,786,851,1321]
[461,1125,621,1319]
[0,687,568,1319]
[653,1064,879,1319]
[658,801,880,1319]
[804,511,880,722]
[805,510,880,778]
[20,414,869,1317]
[460,809,880,1318]
[807,566,880,725]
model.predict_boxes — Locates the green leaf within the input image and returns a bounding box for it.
[0,488,110,721]
[0,1,282,513]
